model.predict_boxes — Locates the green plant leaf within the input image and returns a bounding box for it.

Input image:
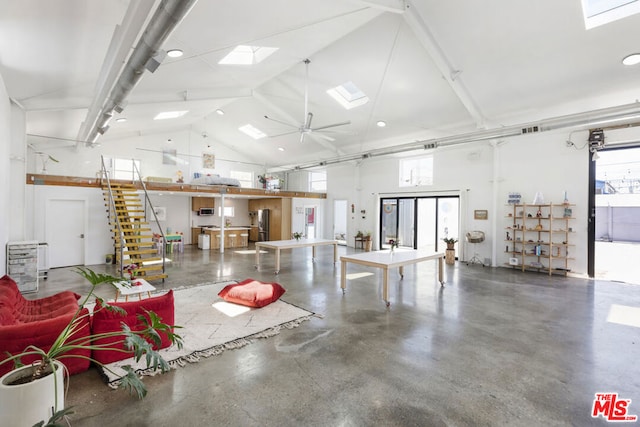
[118,366,147,399]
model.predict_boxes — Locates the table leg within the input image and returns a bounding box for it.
[115,290,120,302]
[399,265,404,279]
[312,245,316,261]
[275,249,280,274]
[333,244,337,264]
[254,246,260,269]
[438,256,444,286]
[383,267,390,306]
[341,260,347,294]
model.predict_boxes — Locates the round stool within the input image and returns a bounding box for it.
[240,233,249,247]
[227,233,237,248]
[215,234,222,249]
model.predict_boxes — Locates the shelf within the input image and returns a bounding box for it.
[504,202,574,276]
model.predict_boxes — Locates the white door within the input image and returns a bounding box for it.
[47,199,85,267]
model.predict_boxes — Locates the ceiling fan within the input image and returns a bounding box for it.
[264,59,351,143]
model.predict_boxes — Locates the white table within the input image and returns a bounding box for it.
[340,250,445,306]
[112,278,156,302]
[255,238,338,274]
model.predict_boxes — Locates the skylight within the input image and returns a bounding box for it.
[218,45,279,65]
[153,110,188,120]
[238,124,266,139]
[327,81,369,110]
[581,0,640,29]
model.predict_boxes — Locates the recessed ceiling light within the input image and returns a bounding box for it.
[215,109,225,115]
[167,49,183,58]
[622,53,640,66]
[278,147,285,152]
[115,117,127,123]
[376,120,386,127]
[154,110,188,120]
[238,124,266,139]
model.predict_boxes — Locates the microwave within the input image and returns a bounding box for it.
[198,208,214,216]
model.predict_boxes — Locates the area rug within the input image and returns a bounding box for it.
[99,281,314,388]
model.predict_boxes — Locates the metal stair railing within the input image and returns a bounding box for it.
[99,156,126,278]
[132,160,166,280]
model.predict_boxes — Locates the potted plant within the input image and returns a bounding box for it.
[0,267,183,426]
[442,237,458,265]
[292,232,303,241]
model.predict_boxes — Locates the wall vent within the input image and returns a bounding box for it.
[521,125,541,134]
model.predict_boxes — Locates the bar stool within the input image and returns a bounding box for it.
[215,234,222,250]
[226,233,237,248]
[240,233,249,247]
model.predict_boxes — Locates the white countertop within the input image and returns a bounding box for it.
[201,226,250,231]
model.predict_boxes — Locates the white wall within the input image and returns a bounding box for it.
[0,74,10,275]
[26,186,113,266]
[322,128,606,275]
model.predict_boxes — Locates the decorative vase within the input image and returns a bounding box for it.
[446,242,455,250]
[0,361,65,426]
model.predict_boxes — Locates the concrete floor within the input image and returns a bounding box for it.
[30,244,640,426]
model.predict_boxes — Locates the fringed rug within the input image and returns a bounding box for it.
[99,281,314,388]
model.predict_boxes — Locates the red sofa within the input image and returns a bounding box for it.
[90,289,175,365]
[0,275,91,377]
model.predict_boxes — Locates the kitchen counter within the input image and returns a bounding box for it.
[195,227,250,249]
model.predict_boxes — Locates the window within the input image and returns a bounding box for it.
[309,171,327,192]
[230,170,253,188]
[105,157,140,181]
[327,81,369,110]
[218,207,234,217]
[399,156,433,187]
[581,0,640,29]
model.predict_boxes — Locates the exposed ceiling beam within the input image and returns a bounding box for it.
[403,1,487,128]
[351,0,406,14]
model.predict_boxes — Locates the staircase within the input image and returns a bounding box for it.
[100,157,167,282]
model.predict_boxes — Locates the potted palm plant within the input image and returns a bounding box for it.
[0,267,183,426]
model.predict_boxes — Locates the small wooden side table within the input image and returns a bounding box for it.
[112,279,156,302]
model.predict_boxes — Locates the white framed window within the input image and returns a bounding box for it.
[399,156,433,187]
[104,157,140,180]
[309,171,327,192]
[218,206,235,217]
[230,170,253,188]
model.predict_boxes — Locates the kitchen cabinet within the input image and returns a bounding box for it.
[248,198,291,241]
[192,197,215,211]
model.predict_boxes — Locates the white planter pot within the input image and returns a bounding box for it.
[0,361,65,427]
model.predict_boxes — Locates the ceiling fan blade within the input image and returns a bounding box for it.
[313,132,336,142]
[304,112,313,129]
[311,120,351,131]
[269,130,299,138]
[264,115,299,129]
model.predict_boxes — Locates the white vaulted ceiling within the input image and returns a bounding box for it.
[2,0,640,170]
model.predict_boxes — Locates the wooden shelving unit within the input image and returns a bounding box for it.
[504,203,574,276]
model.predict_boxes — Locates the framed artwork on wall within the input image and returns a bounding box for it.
[474,209,488,220]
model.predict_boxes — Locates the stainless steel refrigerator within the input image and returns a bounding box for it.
[258,209,270,241]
